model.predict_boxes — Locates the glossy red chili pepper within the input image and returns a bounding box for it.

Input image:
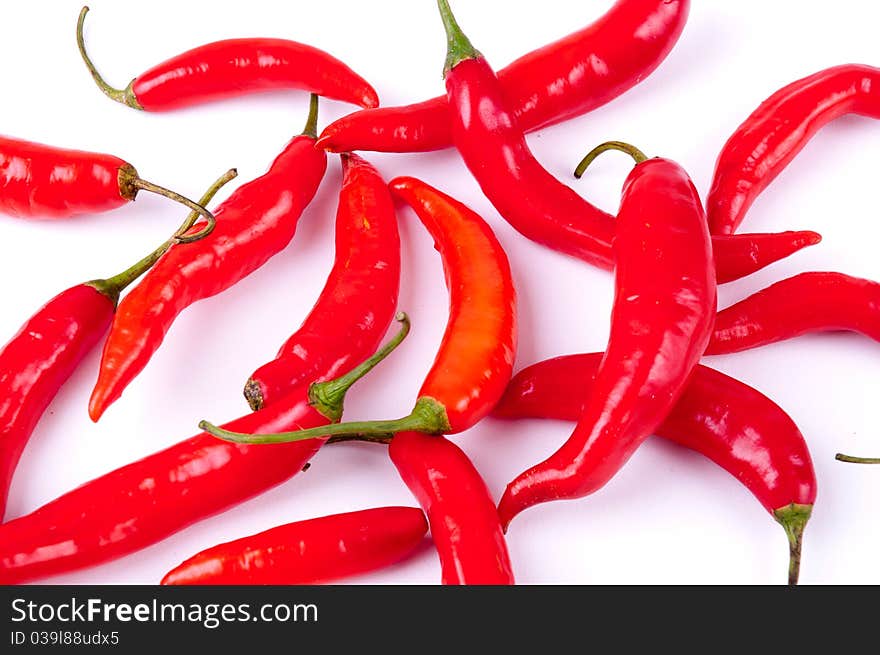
[203,177,516,445]
[0,135,216,221]
[708,64,880,235]
[161,506,427,585]
[318,0,689,153]
[0,172,232,521]
[438,7,815,283]
[77,7,379,111]
[88,97,328,421]
[390,432,514,585]
[494,354,815,585]
[244,153,401,411]
[706,272,880,355]
[498,142,717,529]
[0,317,408,584]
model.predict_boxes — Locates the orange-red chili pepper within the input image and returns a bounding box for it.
[0,135,215,221]
[203,177,516,444]
[708,64,880,235]
[76,7,378,111]
[0,317,409,584]
[494,354,816,585]
[706,272,880,355]
[161,507,428,585]
[317,0,689,153]
[244,153,401,411]
[0,172,231,520]
[88,96,328,421]
[498,141,717,529]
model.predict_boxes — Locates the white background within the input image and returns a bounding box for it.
[1,1,878,585]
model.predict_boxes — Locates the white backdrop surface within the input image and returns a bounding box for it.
[1,1,878,584]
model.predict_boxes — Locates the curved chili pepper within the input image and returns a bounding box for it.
[0,171,233,521]
[161,506,427,585]
[0,317,409,584]
[0,135,216,221]
[389,432,514,585]
[317,0,689,153]
[707,64,880,235]
[498,141,717,529]
[244,153,401,411]
[202,177,516,445]
[76,7,378,111]
[706,272,880,355]
[436,4,816,282]
[494,354,816,585]
[87,96,328,421]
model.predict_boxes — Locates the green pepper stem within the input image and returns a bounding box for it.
[119,173,219,235]
[773,504,812,586]
[88,168,237,304]
[574,141,649,179]
[201,395,449,445]
[76,6,143,109]
[835,453,880,464]
[302,94,319,138]
[438,0,481,77]
[200,312,418,443]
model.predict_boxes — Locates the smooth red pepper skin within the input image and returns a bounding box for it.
[0,392,328,584]
[390,432,514,585]
[706,272,880,355]
[708,64,880,235]
[0,135,134,219]
[130,38,378,111]
[0,285,113,519]
[494,354,817,515]
[389,177,516,434]
[318,0,689,153]
[245,153,400,411]
[89,134,328,421]
[711,231,821,285]
[444,51,817,281]
[499,158,716,527]
[161,507,427,585]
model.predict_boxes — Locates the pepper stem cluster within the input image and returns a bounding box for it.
[88,168,237,304]
[200,313,419,439]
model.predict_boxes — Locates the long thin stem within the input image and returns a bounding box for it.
[836,453,880,464]
[302,94,319,138]
[89,168,237,303]
[574,141,649,179]
[124,176,218,239]
[76,6,142,109]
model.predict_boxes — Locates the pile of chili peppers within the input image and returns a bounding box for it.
[0,0,877,586]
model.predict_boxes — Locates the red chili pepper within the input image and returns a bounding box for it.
[244,153,401,411]
[0,135,216,221]
[317,0,689,153]
[706,272,880,355]
[708,64,880,235]
[161,506,427,585]
[87,96,328,421]
[200,177,516,444]
[497,141,717,529]
[438,7,814,283]
[202,177,516,445]
[0,317,409,584]
[76,7,379,111]
[0,171,232,521]
[494,354,816,585]
[390,432,514,585]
